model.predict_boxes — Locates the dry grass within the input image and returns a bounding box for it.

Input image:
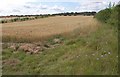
[2,16,100,42]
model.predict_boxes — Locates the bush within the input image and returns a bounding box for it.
[95,5,119,26]
[107,5,120,26]
[35,16,39,19]
[1,20,7,23]
[95,8,111,23]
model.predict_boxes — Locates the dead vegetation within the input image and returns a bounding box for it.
[2,38,63,54]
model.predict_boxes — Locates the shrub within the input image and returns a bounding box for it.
[107,5,120,26]
[20,18,27,21]
[35,16,39,19]
[95,8,111,23]
[1,20,7,23]
[95,5,119,27]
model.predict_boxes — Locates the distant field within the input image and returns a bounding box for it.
[2,16,98,42]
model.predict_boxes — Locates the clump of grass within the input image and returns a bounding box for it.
[10,18,20,22]
[0,20,7,23]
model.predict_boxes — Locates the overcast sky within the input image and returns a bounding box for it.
[0,0,119,16]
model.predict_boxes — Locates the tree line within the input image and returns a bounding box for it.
[0,11,96,24]
[1,11,96,18]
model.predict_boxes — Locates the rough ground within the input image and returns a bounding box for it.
[2,38,63,54]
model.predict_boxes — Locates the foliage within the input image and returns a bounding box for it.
[95,5,119,26]
[95,8,111,23]
[107,5,120,26]
[0,20,7,23]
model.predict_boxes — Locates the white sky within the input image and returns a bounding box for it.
[0,0,119,16]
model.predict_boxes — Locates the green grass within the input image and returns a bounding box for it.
[2,22,118,75]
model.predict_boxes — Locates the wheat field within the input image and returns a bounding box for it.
[2,16,99,42]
